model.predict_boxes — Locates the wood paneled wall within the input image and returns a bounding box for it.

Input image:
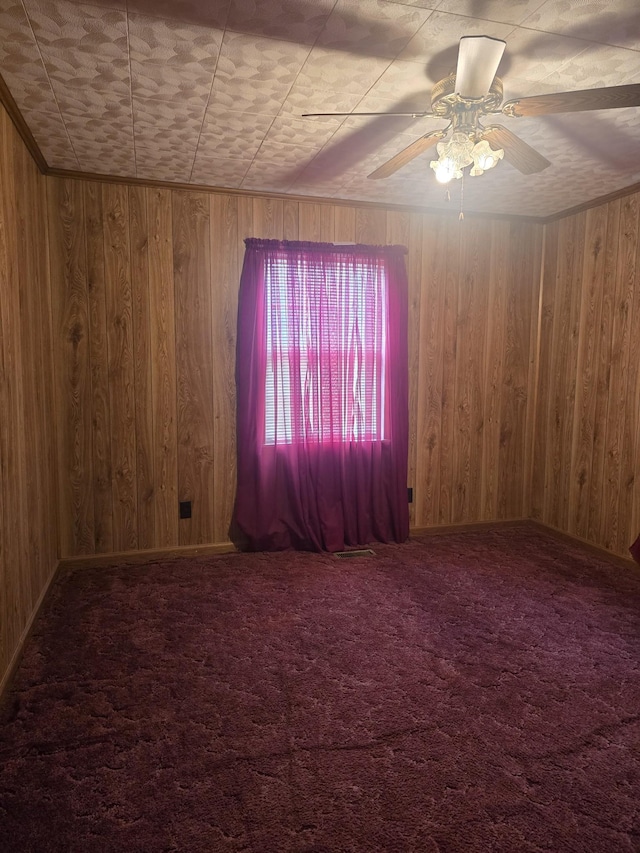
[532,195,640,558]
[47,177,543,556]
[0,104,57,690]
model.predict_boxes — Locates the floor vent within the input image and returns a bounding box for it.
[333,548,376,559]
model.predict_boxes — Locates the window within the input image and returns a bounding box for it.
[233,238,409,552]
[264,255,388,445]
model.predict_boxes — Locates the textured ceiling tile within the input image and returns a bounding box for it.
[435,0,551,26]
[250,139,318,169]
[64,116,134,150]
[215,31,312,87]
[296,47,391,95]
[208,79,290,116]
[262,116,339,149]
[55,87,132,120]
[76,149,136,175]
[24,0,127,53]
[522,0,640,51]
[225,0,336,45]
[501,28,594,83]
[279,85,363,120]
[0,2,52,87]
[190,154,252,187]
[134,128,199,157]
[0,45,50,88]
[133,97,203,131]
[135,144,195,165]
[57,0,127,9]
[44,50,130,96]
[199,108,275,160]
[131,62,214,104]
[128,12,223,72]
[360,59,435,103]
[353,89,431,115]
[1,77,60,115]
[136,152,193,184]
[123,0,230,29]
[0,0,40,47]
[316,0,434,59]
[535,43,640,89]
[241,161,303,192]
[19,107,69,143]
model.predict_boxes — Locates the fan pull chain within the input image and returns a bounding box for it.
[459,172,465,221]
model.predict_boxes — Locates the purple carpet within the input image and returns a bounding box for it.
[1,525,640,852]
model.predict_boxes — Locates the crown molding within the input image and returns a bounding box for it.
[0,72,48,173]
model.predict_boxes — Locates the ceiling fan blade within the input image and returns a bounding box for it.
[302,111,431,118]
[481,125,551,174]
[502,83,640,117]
[455,35,506,99]
[367,130,447,179]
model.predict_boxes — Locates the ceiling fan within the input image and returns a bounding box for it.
[303,36,640,185]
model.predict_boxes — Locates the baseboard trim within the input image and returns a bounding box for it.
[56,520,638,573]
[58,541,237,572]
[526,519,638,569]
[410,518,531,538]
[0,560,61,704]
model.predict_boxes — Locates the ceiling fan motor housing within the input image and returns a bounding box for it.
[431,74,504,138]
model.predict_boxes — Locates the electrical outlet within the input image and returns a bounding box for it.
[179,500,192,519]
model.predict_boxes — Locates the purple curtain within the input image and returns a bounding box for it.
[631,535,640,565]
[232,238,409,552]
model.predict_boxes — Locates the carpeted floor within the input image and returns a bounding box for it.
[1,525,640,852]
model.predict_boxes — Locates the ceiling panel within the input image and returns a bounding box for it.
[0,0,639,217]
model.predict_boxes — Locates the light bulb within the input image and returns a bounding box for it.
[470,140,504,176]
[431,157,456,184]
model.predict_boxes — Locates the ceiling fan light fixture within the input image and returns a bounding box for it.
[469,139,504,176]
[429,132,474,184]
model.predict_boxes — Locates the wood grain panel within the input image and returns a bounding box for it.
[569,205,607,538]
[621,202,640,553]
[587,201,619,544]
[14,122,52,596]
[481,220,509,519]
[386,210,416,525]
[334,206,356,243]
[252,197,283,239]
[173,191,214,546]
[453,219,491,522]
[522,225,544,518]
[414,214,445,527]
[534,194,640,559]
[283,199,299,241]
[148,188,178,547]
[499,221,538,519]
[84,181,112,552]
[210,194,239,543]
[0,102,57,694]
[438,218,461,525]
[48,178,95,555]
[129,186,155,550]
[0,105,29,674]
[598,199,627,550]
[103,183,138,551]
[530,222,557,521]
[543,214,585,532]
[355,207,386,245]
[298,201,319,242]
